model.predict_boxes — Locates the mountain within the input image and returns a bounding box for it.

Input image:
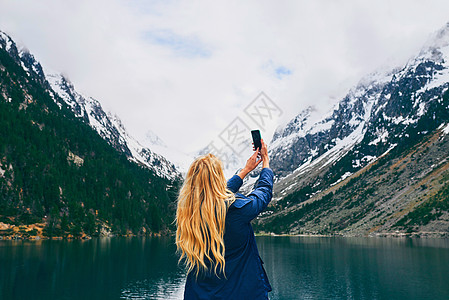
[255,22,449,237]
[0,30,181,181]
[140,129,195,177]
[0,30,181,237]
[45,73,182,181]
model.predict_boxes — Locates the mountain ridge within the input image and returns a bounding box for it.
[0,30,181,238]
[0,29,182,181]
[255,22,449,236]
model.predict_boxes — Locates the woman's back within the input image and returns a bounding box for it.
[184,168,273,300]
[177,139,273,300]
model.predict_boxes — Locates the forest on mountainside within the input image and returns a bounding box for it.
[0,46,181,238]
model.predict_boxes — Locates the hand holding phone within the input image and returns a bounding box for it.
[251,130,262,151]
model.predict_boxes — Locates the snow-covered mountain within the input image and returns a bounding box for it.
[45,73,183,181]
[0,30,182,181]
[269,22,449,193]
[139,129,194,176]
[254,22,449,236]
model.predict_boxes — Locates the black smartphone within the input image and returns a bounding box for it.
[251,130,262,150]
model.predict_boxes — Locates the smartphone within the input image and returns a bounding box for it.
[251,130,262,150]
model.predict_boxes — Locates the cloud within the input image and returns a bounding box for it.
[274,67,292,79]
[1,0,449,166]
[143,29,212,58]
[262,60,293,79]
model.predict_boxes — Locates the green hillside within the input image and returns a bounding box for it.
[0,46,181,238]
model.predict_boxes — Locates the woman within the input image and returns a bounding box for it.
[176,139,273,299]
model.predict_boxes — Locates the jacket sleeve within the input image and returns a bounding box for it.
[239,168,274,222]
[227,174,243,193]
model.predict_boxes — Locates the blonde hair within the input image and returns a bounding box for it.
[175,153,235,278]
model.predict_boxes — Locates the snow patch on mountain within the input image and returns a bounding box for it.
[271,106,334,150]
[440,123,449,135]
[46,74,86,117]
[0,31,13,51]
[368,128,389,145]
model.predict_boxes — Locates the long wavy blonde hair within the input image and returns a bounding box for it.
[175,153,235,278]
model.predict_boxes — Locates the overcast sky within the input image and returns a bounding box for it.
[1,0,449,159]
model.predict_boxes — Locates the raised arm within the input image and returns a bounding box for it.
[231,139,273,221]
[242,167,274,220]
[237,138,269,180]
[227,174,243,193]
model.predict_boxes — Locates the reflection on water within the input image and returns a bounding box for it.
[257,236,449,300]
[0,237,185,300]
[1,236,449,300]
[121,275,186,299]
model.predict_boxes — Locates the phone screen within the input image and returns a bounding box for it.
[251,130,262,150]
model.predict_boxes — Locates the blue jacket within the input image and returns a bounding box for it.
[184,167,274,300]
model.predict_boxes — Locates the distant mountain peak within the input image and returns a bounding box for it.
[430,21,449,48]
[415,22,449,64]
[144,130,167,148]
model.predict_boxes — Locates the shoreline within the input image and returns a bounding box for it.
[3,232,447,241]
[0,221,171,241]
[0,232,169,241]
[254,231,449,239]
[2,220,448,240]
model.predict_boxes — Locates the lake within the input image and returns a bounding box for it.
[1,236,448,299]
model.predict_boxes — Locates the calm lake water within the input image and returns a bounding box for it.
[1,236,448,300]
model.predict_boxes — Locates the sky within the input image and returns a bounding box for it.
[1,0,449,165]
